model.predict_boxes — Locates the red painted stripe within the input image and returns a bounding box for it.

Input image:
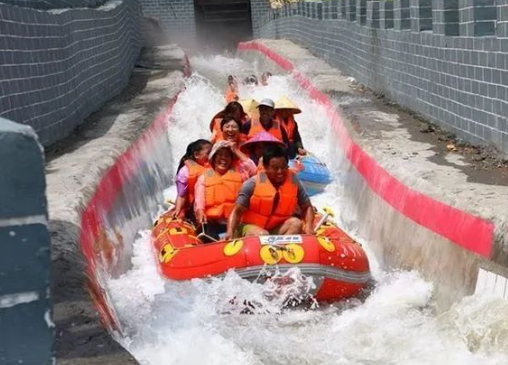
[79,97,179,265]
[238,41,494,258]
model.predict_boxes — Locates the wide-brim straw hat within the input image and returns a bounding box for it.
[275,95,301,114]
[240,130,285,154]
[239,99,260,115]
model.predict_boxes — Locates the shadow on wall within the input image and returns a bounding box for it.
[194,0,253,51]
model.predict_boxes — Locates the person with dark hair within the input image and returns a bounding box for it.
[243,75,259,86]
[220,115,245,144]
[225,144,314,239]
[247,98,290,147]
[210,101,250,143]
[225,75,239,103]
[173,139,212,218]
[193,141,256,240]
[261,72,272,86]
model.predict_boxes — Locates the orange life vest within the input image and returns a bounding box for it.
[242,171,299,229]
[185,160,206,204]
[225,85,239,103]
[248,118,283,142]
[204,168,243,221]
[275,114,296,143]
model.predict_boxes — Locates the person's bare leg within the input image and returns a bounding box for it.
[277,218,303,235]
[243,224,269,237]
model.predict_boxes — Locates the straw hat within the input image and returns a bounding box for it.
[239,99,260,115]
[275,95,301,114]
[240,131,285,154]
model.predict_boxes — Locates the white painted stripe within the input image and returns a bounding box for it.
[0,291,40,309]
[0,214,48,228]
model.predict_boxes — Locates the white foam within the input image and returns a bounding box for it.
[107,54,508,365]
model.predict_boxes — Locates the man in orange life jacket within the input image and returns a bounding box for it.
[245,98,290,147]
[274,95,306,159]
[225,144,314,239]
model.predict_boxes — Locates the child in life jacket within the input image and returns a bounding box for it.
[173,139,212,219]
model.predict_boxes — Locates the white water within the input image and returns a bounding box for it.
[107,55,508,365]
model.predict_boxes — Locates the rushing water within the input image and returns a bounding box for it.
[106,55,508,365]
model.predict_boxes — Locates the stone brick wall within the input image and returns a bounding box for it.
[251,0,508,154]
[0,0,141,146]
[0,117,53,365]
[0,0,107,9]
[139,0,196,45]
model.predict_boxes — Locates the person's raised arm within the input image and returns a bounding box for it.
[302,204,314,234]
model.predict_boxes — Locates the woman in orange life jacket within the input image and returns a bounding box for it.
[209,102,250,143]
[194,140,256,241]
[225,144,314,240]
[173,139,213,219]
[247,98,290,147]
[224,75,239,104]
[274,95,307,159]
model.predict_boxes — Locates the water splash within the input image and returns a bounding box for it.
[107,53,508,365]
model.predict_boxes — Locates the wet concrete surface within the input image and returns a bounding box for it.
[332,86,508,187]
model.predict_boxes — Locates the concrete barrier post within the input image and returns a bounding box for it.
[394,0,411,29]
[410,0,433,32]
[433,0,460,36]
[380,0,394,28]
[367,1,380,28]
[0,117,53,365]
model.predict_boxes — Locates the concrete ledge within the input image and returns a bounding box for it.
[237,39,508,310]
[46,45,188,364]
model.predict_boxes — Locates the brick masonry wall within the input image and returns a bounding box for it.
[0,0,107,9]
[139,0,196,45]
[0,117,53,365]
[0,0,142,146]
[251,0,508,154]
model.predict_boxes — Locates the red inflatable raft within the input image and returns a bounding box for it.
[152,209,370,302]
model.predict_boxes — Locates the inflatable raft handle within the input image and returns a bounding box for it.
[313,206,335,233]
[197,223,218,243]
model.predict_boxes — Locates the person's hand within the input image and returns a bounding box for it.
[303,222,314,235]
[229,141,238,153]
[297,147,307,155]
[224,228,234,241]
[196,210,206,225]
